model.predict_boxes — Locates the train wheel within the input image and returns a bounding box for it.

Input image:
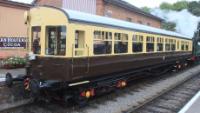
[29,79,40,98]
[175,63,182,71]
[5,73,13,87]
[184,62,188,68]
[74,94,88,107]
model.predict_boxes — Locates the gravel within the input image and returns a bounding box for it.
[1,65,200,113]
[74,65,200,113]
[0,68,25,79]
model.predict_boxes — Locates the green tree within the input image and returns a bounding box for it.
[160,2,174,10]
[188,1,200,16]
[160,1,188,11]
[141,7,151,13]
[161,22,176,31]
[173,1,188,11]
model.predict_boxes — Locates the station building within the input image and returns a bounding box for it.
[34,0,163,28]
[0,0,31,59]
[0,0,162,59]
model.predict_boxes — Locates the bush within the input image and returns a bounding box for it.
[161,21,176,31]
[160,1,188,11]
[2,57,27,69]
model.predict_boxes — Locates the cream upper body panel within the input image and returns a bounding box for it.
[29,7,68,26]
[27,7,69,57]
[26,6,192,58]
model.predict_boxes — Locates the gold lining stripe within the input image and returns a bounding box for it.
[68,81,90,87]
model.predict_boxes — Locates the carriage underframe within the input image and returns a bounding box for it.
[5,52,194,104]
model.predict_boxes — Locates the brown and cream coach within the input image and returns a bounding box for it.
[5,6,194,103]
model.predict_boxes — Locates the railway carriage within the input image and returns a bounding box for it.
[6,6,194,102]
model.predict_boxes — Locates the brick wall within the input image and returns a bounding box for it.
[95,0,161,28]
[34,0,161,28]
[103,3,161,28]
[35,0,63,8]
[0,5,28,37]
[96,0,105,16]
[0,50,27,59]
[0,2,29,59]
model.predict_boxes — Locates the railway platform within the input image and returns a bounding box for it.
[179,90,200,113]
[0,65,200,113]
[0,68,25,82]
[0,68,30,112]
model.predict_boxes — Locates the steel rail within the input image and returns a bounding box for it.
[124,66,200,113]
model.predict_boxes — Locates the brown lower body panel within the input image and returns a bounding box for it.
[29,52,192,82]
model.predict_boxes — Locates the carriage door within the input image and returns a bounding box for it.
[72,30,89,79]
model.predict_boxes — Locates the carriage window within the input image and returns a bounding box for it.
[157,37,163,52]
[165,44,170,51]
[114,33,128,53]
[32,26,41,54]
[94,41,112,54]
[181,41,185,51]
[75,30,85,56]
[157,44,163,51]
[171,44,176,51]
[165,39,170,51]
[132,35,143,52]
[177,41,180,50]
[46,26,66,55]
[146,36,154,52]
[93,31,112,55]
[186,44,189,51]
[185,42,189,51]
[75,31,85,49]
[170,39,176,51]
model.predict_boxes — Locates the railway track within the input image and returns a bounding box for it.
[1,65,200,113]
[125,68,200,113]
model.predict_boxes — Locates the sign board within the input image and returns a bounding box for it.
[0,37,27,49]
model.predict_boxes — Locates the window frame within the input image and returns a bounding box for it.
[181,41,186,51]
[157,37,164,52]
[32,26,41,55]
[114,33,129,54]
[132,34,143,53]
[165,38,171,52]
[45,25,67,56]
[146,36,155,53]
[170,39,176,51]
[93,31,112,55]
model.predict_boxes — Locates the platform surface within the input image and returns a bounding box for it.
[179,90,200,113]
[0,68,25,82]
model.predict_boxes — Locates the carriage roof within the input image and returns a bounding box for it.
[60,8,190,40]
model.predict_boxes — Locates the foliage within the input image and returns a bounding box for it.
[173,1,188,11]
[2,57,27,69]
[160,2,174,10]
[160,1,188,11]
[143,0,200,16]
[159,1,200,16]
[188,1,200,16]
[141,1,200,33]
[141,7,151,13]
[161,22,176,31]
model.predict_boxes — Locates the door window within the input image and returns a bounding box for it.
[32,26,41,54]
[74,30,85,56]
[46,26,66,55]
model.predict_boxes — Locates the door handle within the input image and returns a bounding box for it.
[85,44,90,73]
[71,44,75,76]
